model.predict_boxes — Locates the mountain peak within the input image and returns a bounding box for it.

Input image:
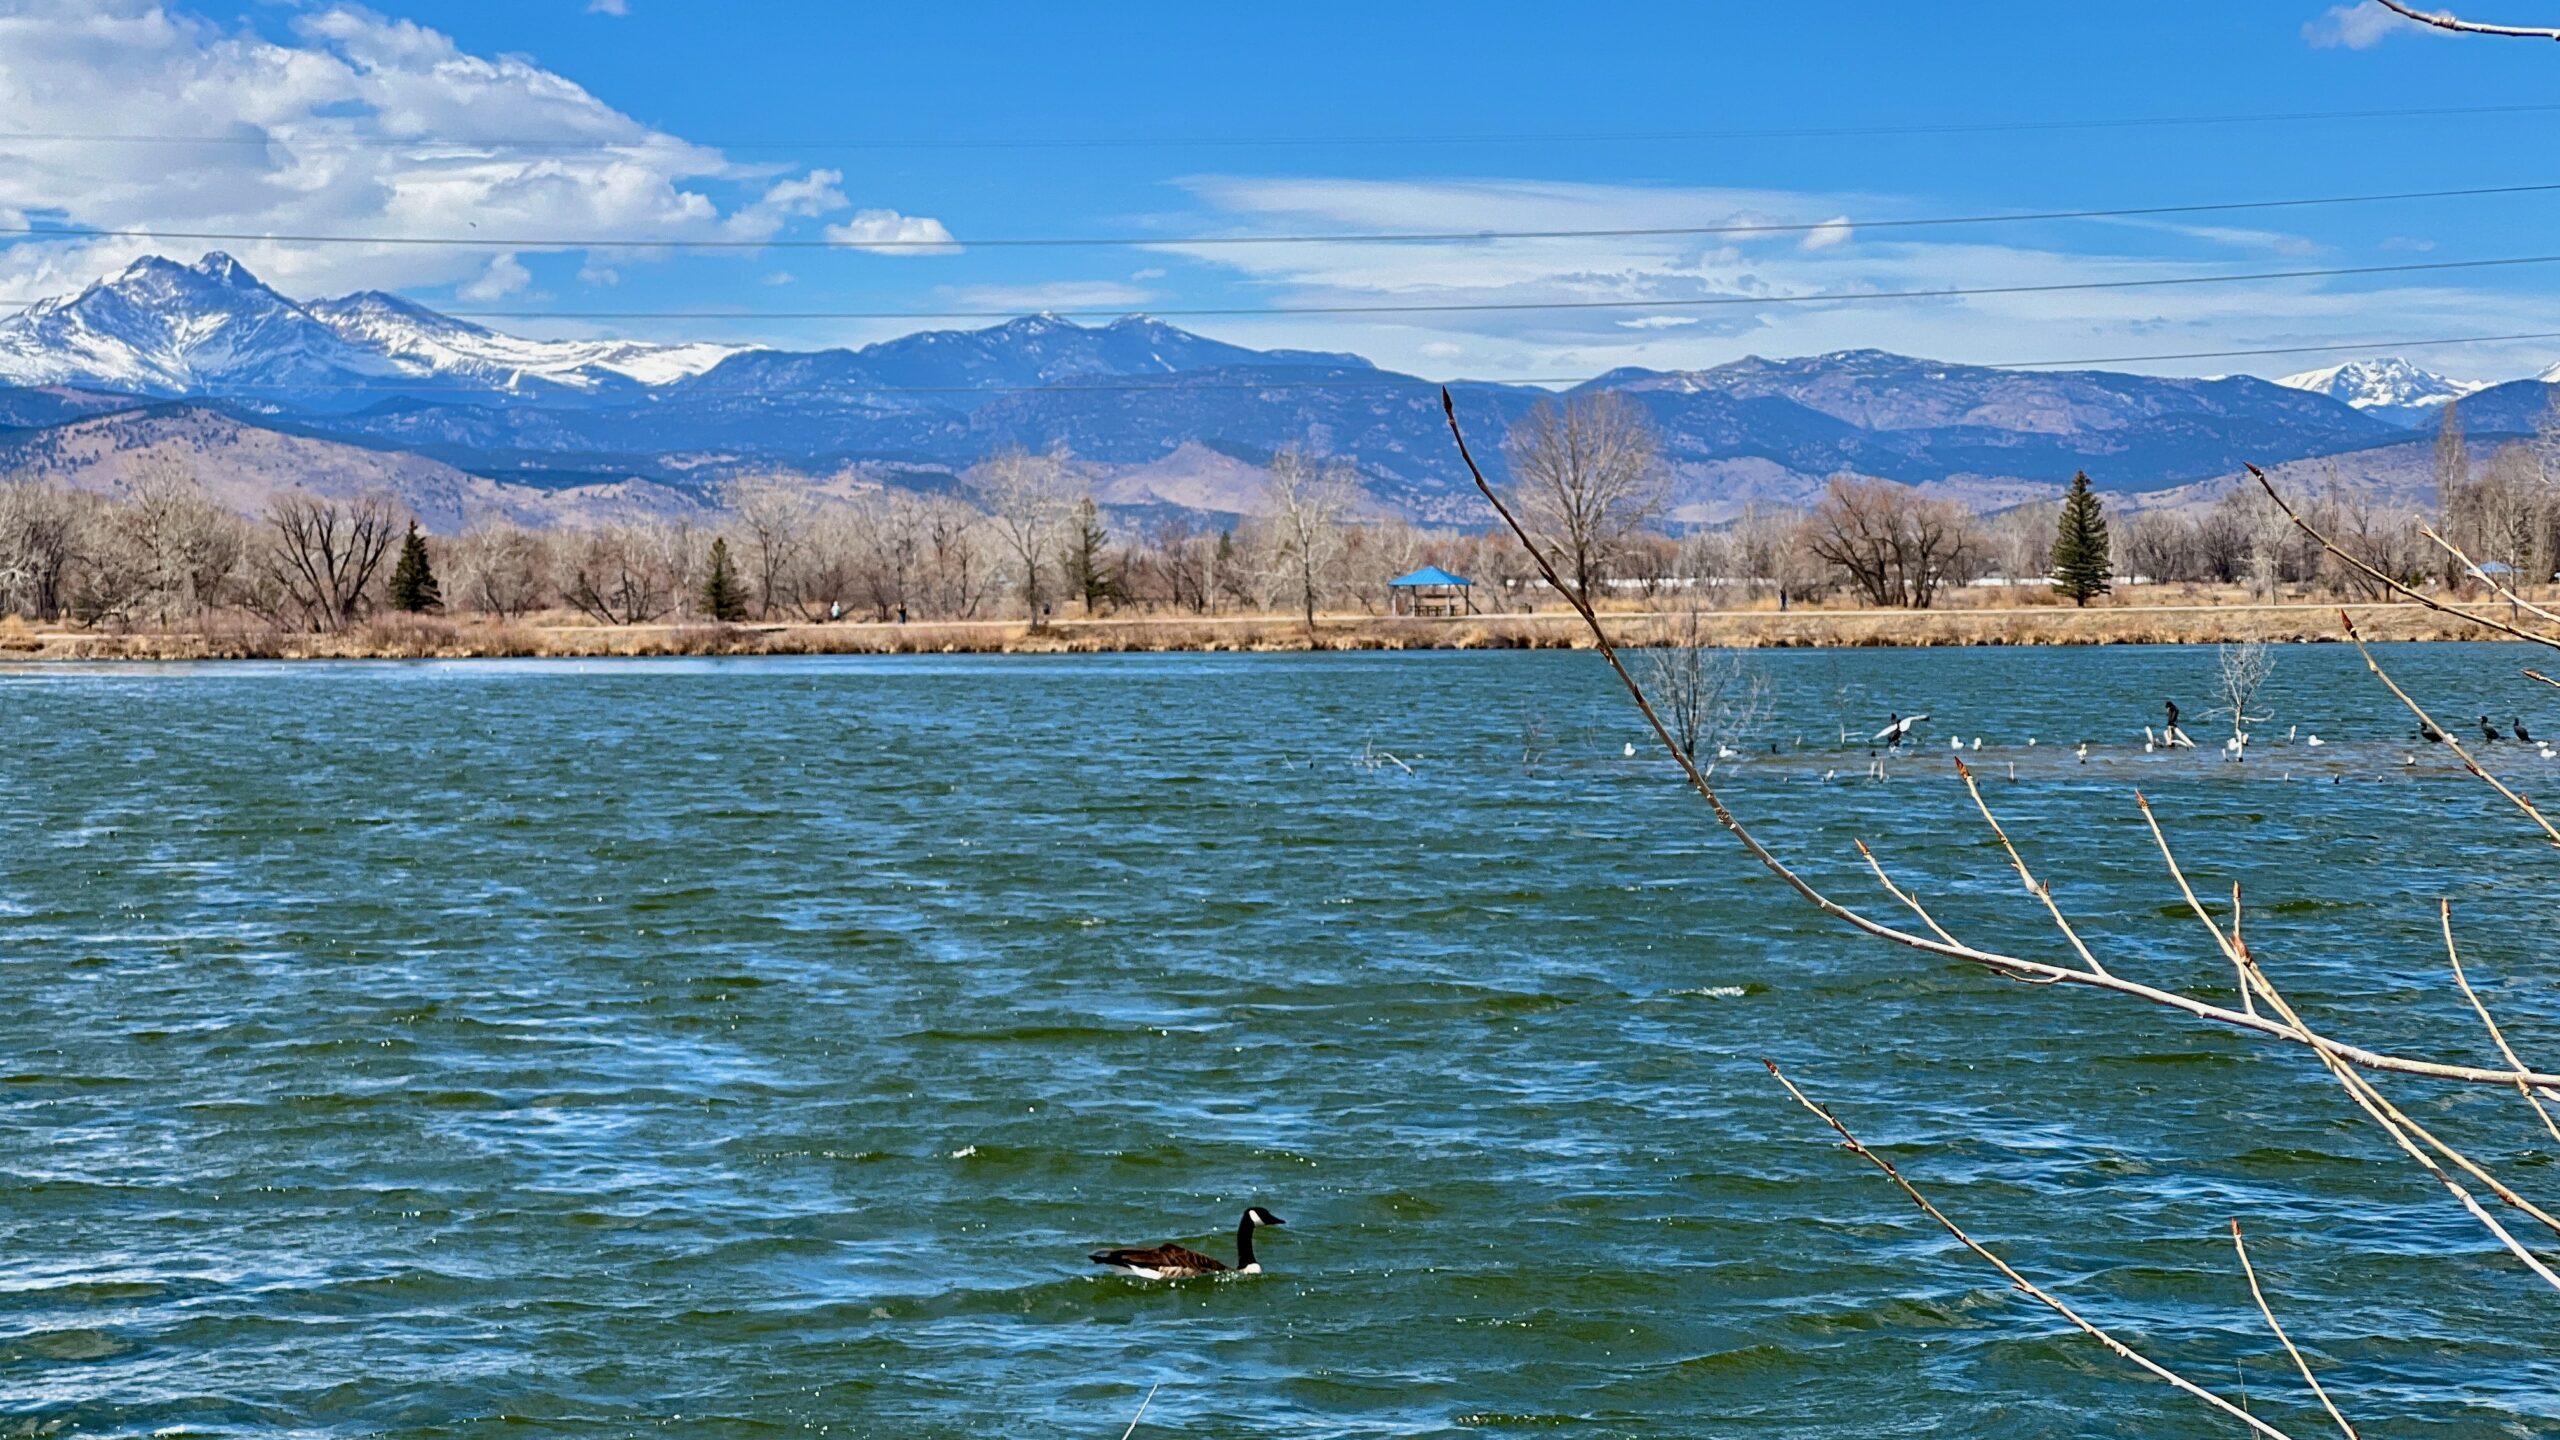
[2275,356,2487,423]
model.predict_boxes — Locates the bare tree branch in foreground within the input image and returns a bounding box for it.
[1766,1062,2309,1440]
[1443,388,2560,1430]
[2371,0,2560,40]
[1443,390,2560,1092]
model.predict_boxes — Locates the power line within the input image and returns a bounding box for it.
[5,180,2558,253]
[3,100,2558,152]
[46,329,2560,399]
[5,251,2552,324]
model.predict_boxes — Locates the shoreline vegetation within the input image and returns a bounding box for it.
[0,596,2506,662]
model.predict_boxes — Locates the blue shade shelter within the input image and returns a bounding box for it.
[1388,565,1475,617]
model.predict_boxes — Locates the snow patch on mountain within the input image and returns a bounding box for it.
[305,292,751,391]
[0,253,749,398]
[2276,357,2487,417]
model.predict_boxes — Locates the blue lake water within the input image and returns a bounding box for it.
[4,645,2557,1437]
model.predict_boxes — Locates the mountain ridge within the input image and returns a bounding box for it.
[1,253,2553,526]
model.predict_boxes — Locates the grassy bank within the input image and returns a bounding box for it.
[0,598,2507,662]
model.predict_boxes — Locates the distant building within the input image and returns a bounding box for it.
[1387,565,1476,618]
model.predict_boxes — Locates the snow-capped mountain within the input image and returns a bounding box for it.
[0,253,747,403]
[0,253,392,393]
[2275,357,2488,426]
[305,290,750,392]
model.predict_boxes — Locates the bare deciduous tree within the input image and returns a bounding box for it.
[1644,602,1767,764]
[559,525,675,625]
[258,491,401,631]
[1803,476,1980,608]
[2210,640,2274,745]
[105,463,245,625]
[723,476,817,619]
[0,479,88,621]
[1263,444,1357,628]
[449,521,551,619]
[976,444,1070,622]
[1503,392,1664,600]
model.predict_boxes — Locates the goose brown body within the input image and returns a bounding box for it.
[1085,1241,1232,1278]
[1088,1206,1284,1279]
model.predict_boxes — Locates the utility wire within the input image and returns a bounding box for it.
[41,329,2560,398]
[3,180,2557,252]
[3,100,2558,151]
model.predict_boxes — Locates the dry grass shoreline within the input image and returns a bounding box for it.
[0,598,2511,662]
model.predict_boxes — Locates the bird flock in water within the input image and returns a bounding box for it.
[1799,700,2558,784]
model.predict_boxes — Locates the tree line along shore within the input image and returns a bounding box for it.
[0,599,2498,663]
[0,392,2541,660]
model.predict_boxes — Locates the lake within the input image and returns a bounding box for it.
[4,645,2556,1438]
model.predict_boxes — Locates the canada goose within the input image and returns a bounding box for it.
[2482,716,2505,743]
[2418,723,2446,744]
[1090,1207,1285,1279]
[1874,712,1926,748]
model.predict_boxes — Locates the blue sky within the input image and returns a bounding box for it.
[6,1,2560,382]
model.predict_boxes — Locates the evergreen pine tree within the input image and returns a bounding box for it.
[387,520,443,613]
[1060,495,1122,614]
[701,536,748,622]
[2049,471,2112,606]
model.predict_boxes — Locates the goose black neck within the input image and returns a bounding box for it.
[1236,1213,1257,1269]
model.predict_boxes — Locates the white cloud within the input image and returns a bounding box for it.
[2304,3,2410,48]
[824,209,960,255]
[587,0,631,14]
[0,2,921,300]
[1799,216,1853,251]
[1140,174,2560,384]
[938,280,1156,312]
[726,169,850,240]
[577,260,621,287]
[458,252,530,301]
[1129,266,1168,280]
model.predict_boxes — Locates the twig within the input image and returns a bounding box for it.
[2341,611,2560,847]
[1856,839,1967,951]
[1956,756,2111,977]
[2371,0,2560,40]
[2238,956,2560,1290]
[1765,1061,2302,1440]
[2442,899,2560,1146]
[2137,793,2259,1018]
[2250,464,2560,651]
[1432,391,2560,1094]
[2229,1221,2359,1440]
[2527,669,2560,694]
[2417,523,2560,632]
[1120,1382,1162,1440]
